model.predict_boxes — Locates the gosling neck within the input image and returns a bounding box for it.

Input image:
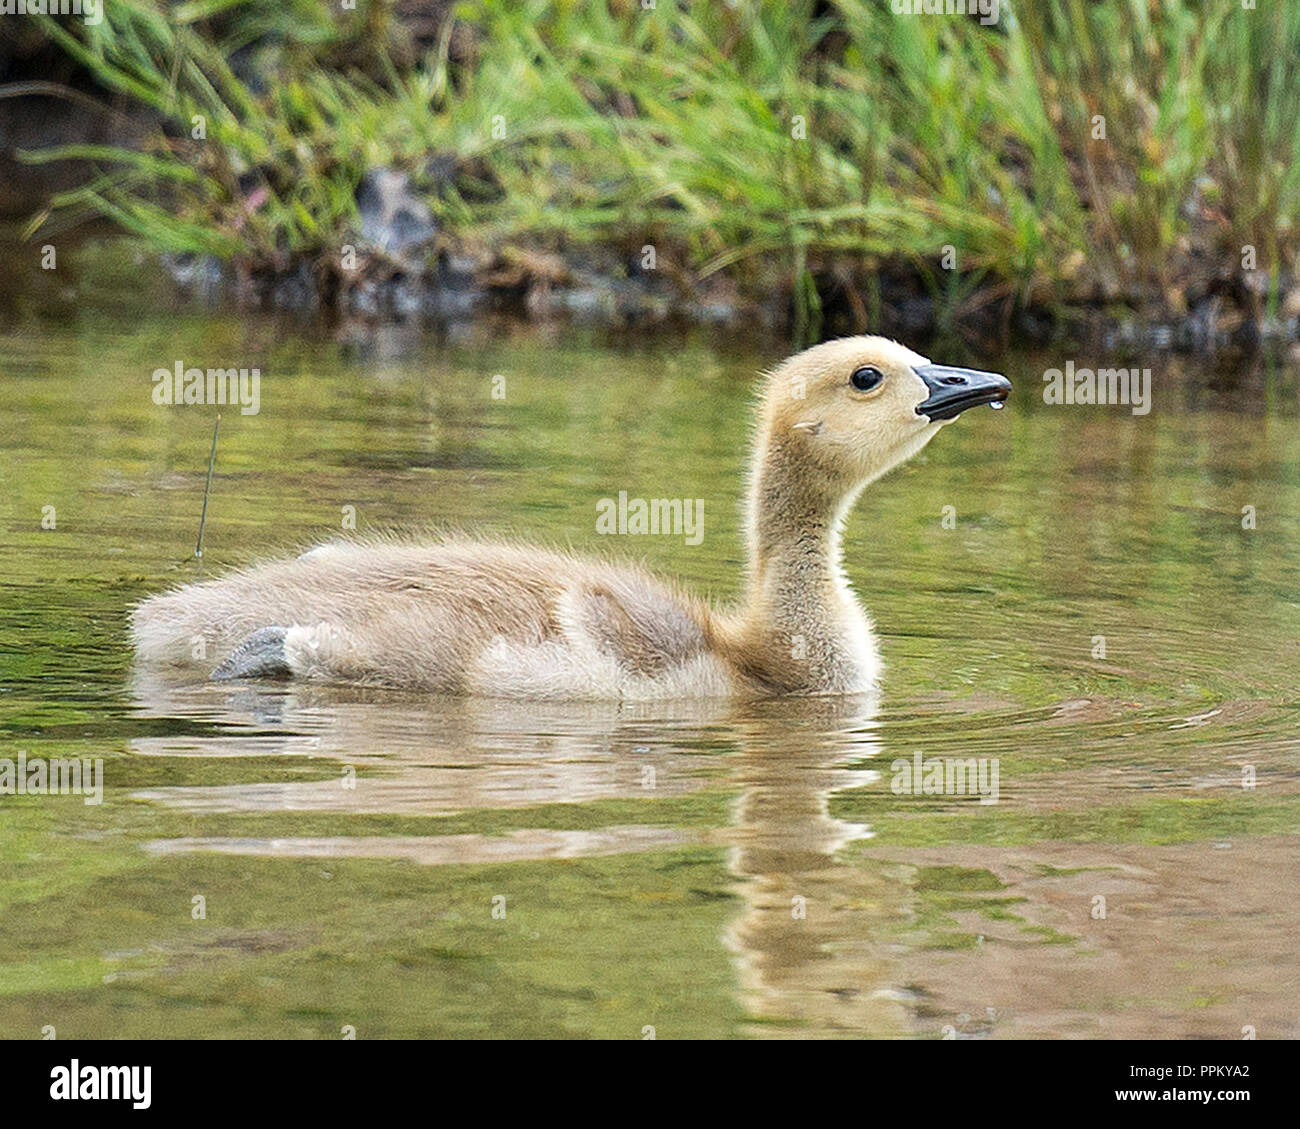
[735,436,871,690]
[745,440,845,598]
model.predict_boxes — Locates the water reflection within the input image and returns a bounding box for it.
[128,674,733,816]
[719,696,906,1038]
[130,675,897,1036]
[126,667,1300,1038]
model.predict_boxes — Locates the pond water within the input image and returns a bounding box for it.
[1,307,1298,1038]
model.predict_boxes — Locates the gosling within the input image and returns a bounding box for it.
[131,336,1010,699]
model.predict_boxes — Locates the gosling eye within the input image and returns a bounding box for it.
[849,365,885,392]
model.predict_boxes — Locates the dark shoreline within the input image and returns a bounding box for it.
[5,233,1297,362]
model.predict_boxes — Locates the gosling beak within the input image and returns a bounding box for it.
[914,364,1012,421]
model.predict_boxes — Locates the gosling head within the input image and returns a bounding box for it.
[758,335,1011,499]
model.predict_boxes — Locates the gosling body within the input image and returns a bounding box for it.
[131,336,1009,699]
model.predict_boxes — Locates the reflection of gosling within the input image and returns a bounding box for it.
[131,336,1009,699]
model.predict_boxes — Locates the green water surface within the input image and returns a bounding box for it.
[1,308,1298,1039]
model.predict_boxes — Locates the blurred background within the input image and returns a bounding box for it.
[1,0,1298,348]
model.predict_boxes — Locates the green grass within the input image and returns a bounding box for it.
[15,1,1300,336]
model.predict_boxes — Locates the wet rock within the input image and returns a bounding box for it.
[269,261,319,313]
[686,299,741,326]
[355,169,437,261]
[431,254,491,318]
[160,252,225,305]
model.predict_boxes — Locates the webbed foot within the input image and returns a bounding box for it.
[212,626,291,680]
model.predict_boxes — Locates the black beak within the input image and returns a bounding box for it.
[914,364,1012,421]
